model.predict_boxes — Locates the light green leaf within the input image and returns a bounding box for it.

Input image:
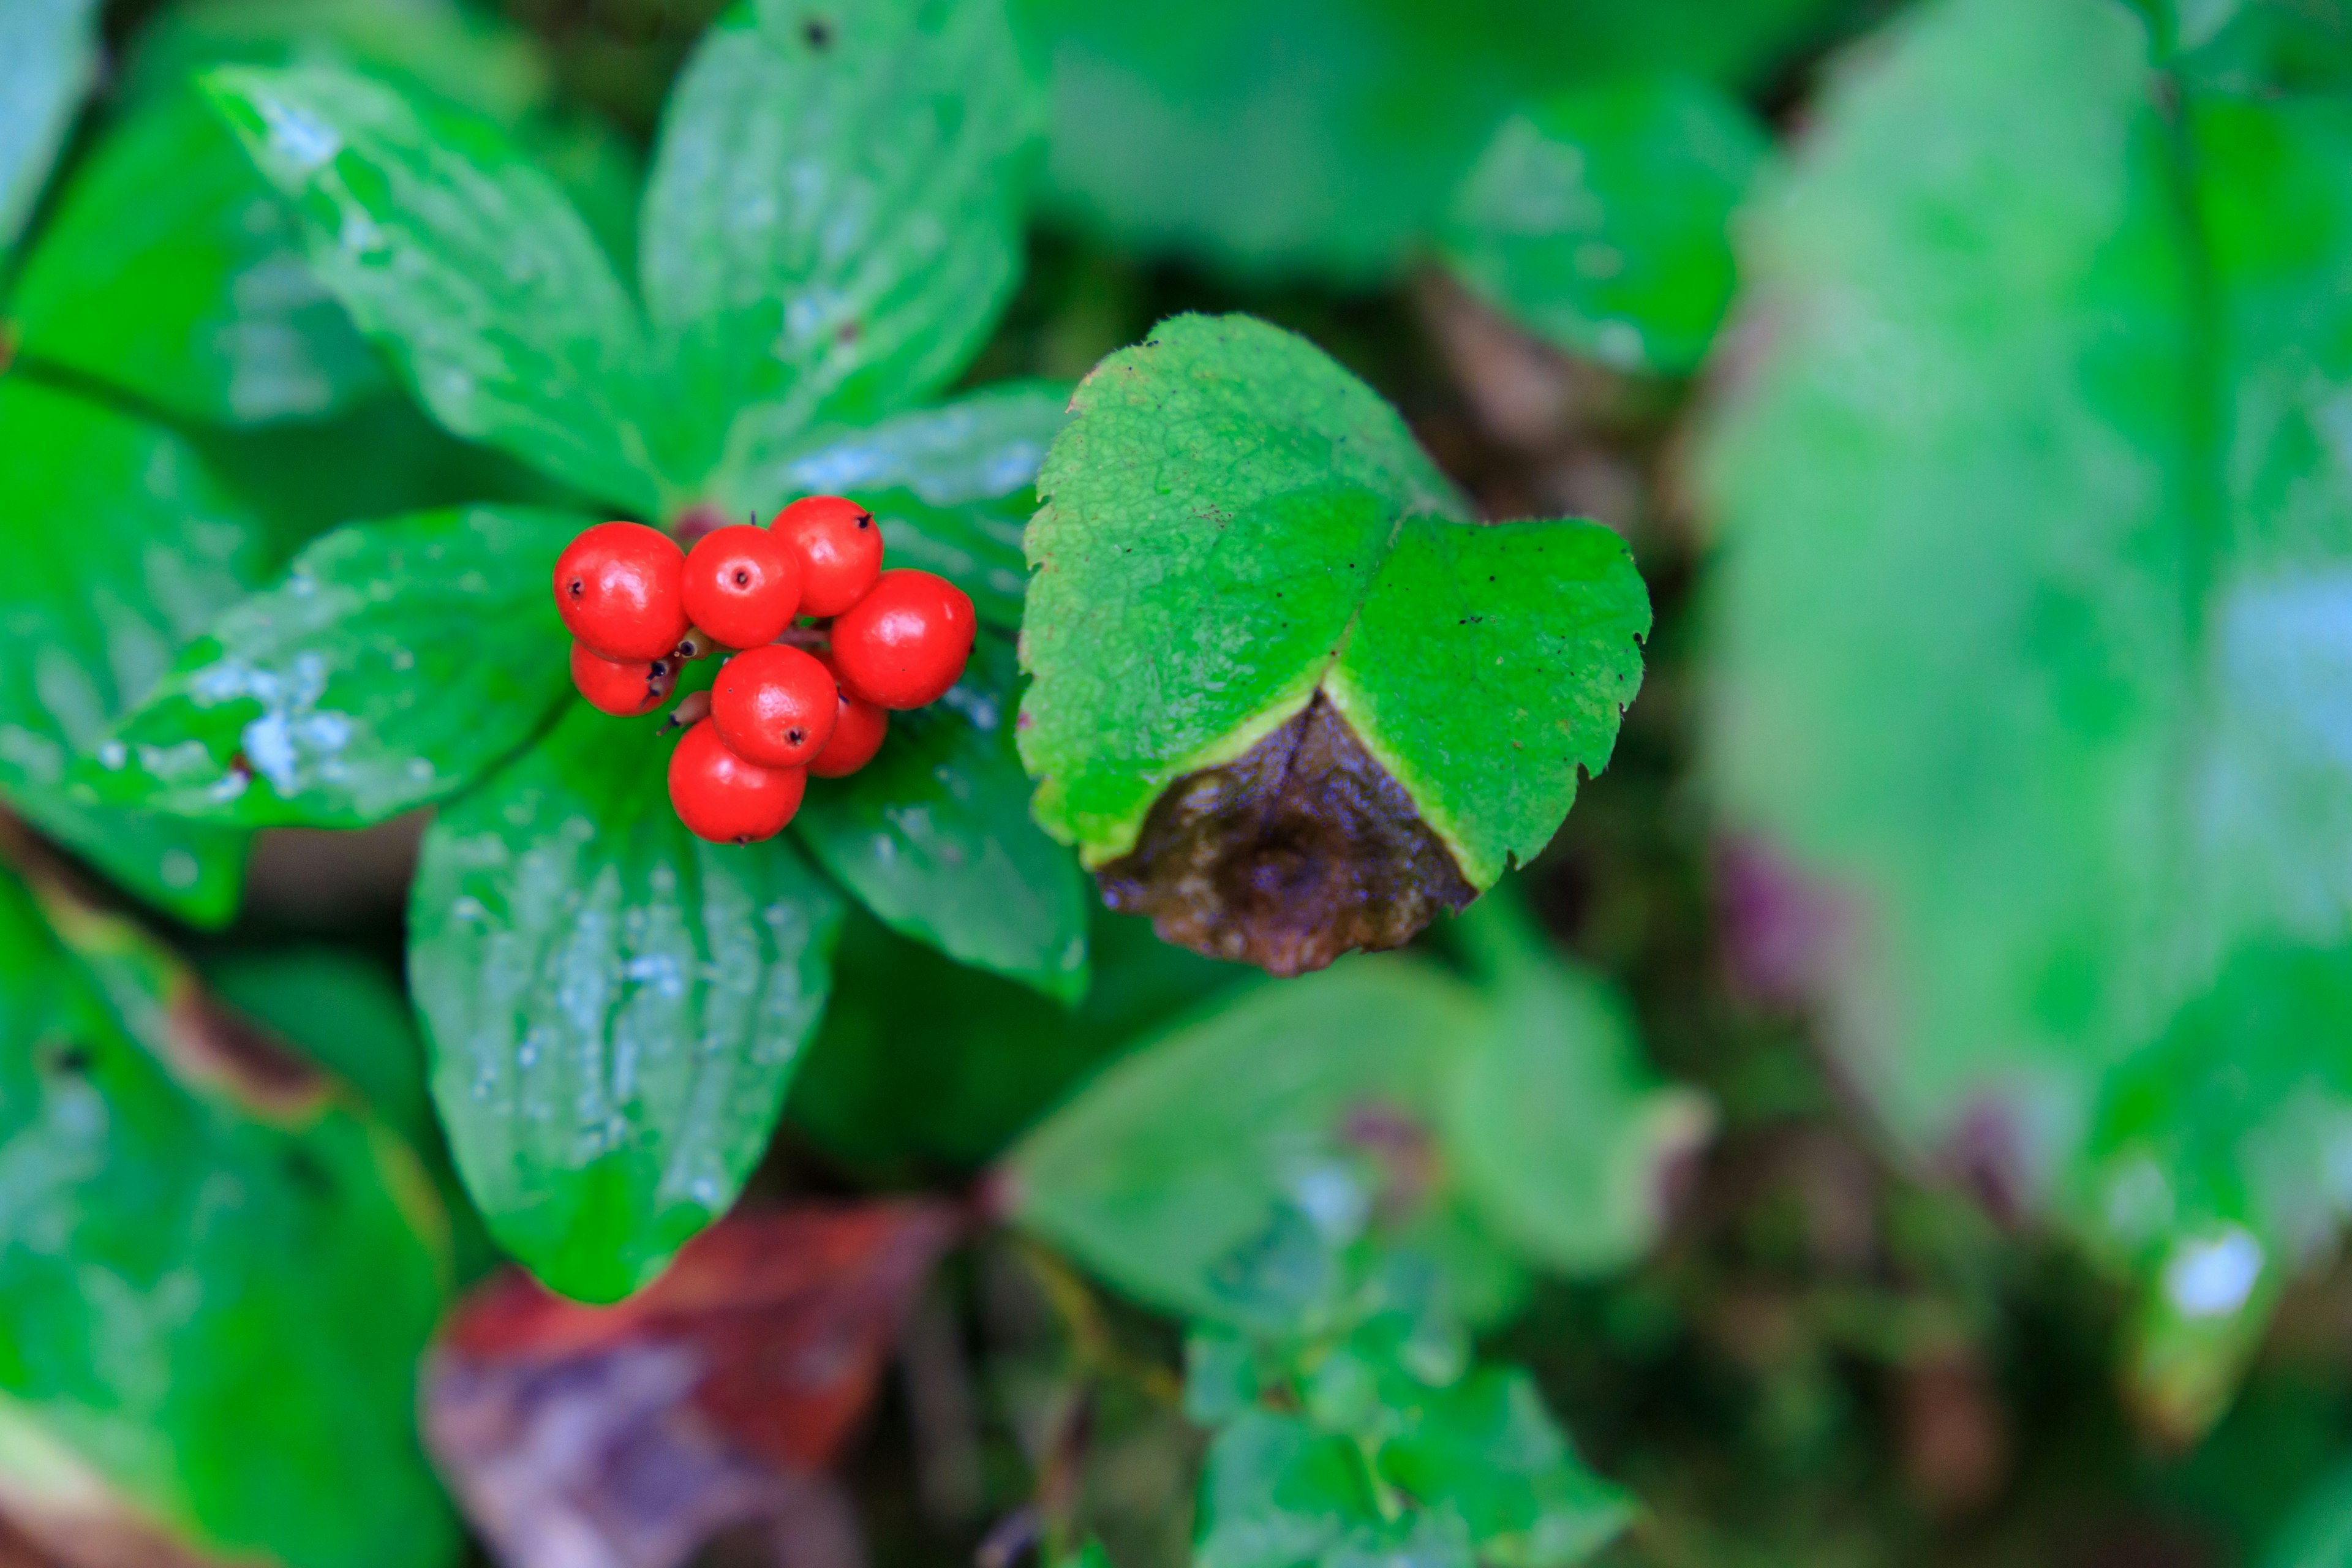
[202,64,663,513]
[0,0,99,254]
[82,505,584,827]
[1020,315,1646,967]
[0,379,258,924]
[1440,77,1769,376]
[796,633,1090,1000]
[1700,0,2352,1431]
[641,0,1036,479]
[410,701,843,1301]
[0,867,456,1568]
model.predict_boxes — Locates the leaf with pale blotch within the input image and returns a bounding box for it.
[0,0,98,254]
[83,506,586,828]
[643,0,1038,483]
[1700,0,2352,1434]
[1020,314,1647,974]
[410,701,843,1302]
[203,64,663,513]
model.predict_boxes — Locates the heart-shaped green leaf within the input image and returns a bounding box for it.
[1020,314,1648,973]
[0,0,98,254]
[641,0,1036,480]
[203,64,662,513]
[83,505,585,827]
[796,631,1090,1001]
[410,700,843,1302]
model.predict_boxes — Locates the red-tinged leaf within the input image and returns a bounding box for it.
[426,1202,962,1568]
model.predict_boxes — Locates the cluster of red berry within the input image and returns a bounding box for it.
[552,496,975,845]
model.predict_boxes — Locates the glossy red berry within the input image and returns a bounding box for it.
[829,569,974,710]
[710,644,839,767]
[769,495,881,617]
[554,521,690,661]
[682,525,802,650]
[570,642,677,717]
[809,657,889,778]
[668,719,806,843]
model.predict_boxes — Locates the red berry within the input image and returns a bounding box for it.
[830,570,974,709]
[668,719,806,843]
[809,657,889,777]
[769,495,881,617]
[570,643,678,717]
[682,525,802,649]
[554,521,690,661]
[710,644,839,767]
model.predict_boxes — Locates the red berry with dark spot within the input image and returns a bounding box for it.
[809,657,889,777]
[570,642,678,717]
[668,719,805,843]
[830,570,974,710]
[769,494,881,617]
[682,525,802,650]
[554,521,690,661]
[710,644,839,767]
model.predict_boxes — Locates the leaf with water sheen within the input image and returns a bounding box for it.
[203,64,663,513]
[0,866,456,1568]
[0,379,260,924]
[1700,0,2352,1431]
[410,701,844,1302]
[0,0,98,253]
[1439,76,1769,377]
[640,0,1036,480]
[85,505,584,828]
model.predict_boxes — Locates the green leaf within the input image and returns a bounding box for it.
[82,505,584,827]
[639,0,1036,480]
[1442,897,1713,1276]
[1020,314,1647,968]
[1196,1411,1453,1568]
[1011,0,1833,278]
[202,64,663,513]
[2267,1455,2352,1568]
[797,633,1090,1000]
[1698,0,2352,1430]
[1003,959,1529,1331]
[1439,77,1770,376]
[0,867,456,1568]
[0,0,98,254]
[707,382,1068,628]
[410,700,844,1301]
[0,379,261,924]
[204,945,434,1153]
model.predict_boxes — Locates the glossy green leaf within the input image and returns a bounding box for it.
[83,505,584,828]
[1004,959,1529,1330]
[410,700,843,1302]
[1020,314,1648,887]
[0,0,98,253]
[1439,76,1769,376]
[797,633,1089,1000]
[202,65,663,514]
[1699,0,2352,1431]
[0,379,259,924]
[0,867,456,1568]
[1011,0,1835,277]
[640,0,1036,481]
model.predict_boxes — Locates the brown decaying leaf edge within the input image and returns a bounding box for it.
[1098,693,1476,977]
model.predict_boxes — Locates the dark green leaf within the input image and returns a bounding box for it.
[204,944,434,1153]
[797,633,1090,1000]
[203,64,663,513]
[1699,0,2352,1431]
[2267,1455,2352,1568]
[1439,77,1769,376]
[1020,315,1647,968]
[639,0,1036,480]
[0,378,260,924]
[410,700,843,1302]
[0,0,99,253]
[0,867,456,1568]
[82,505,584,827]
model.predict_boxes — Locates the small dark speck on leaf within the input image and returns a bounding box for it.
[282,1145,333,1197]
[38,1039,91,1076]
[837,319,859,345]
[803,17,833,48]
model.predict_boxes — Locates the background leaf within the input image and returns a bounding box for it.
[410,700,843,1302]
[0,0,99,255]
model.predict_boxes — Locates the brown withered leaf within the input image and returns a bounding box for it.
[1096,695,1475,977]
[428,1202,961,1568]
